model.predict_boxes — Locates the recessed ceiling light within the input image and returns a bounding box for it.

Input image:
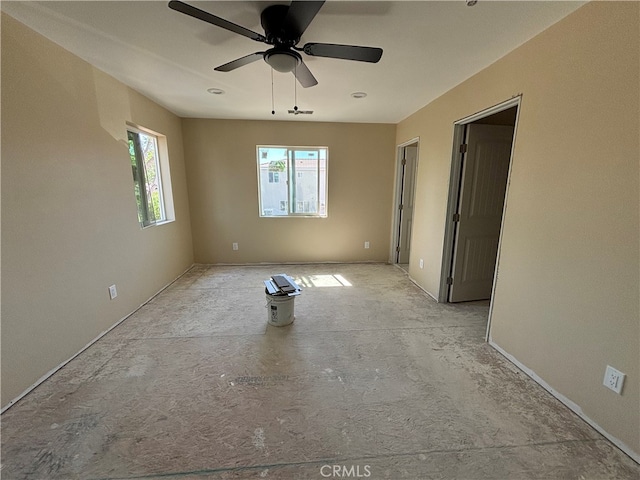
[207,88,225,95]
[351,92,367,99]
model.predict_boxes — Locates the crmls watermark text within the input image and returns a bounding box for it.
[320,465,371,478]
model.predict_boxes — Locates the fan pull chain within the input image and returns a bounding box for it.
[271,68,275,115]
[293,64,298,112]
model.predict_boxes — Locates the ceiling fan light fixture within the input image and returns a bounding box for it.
[351,92,367,99]
[265,50,301,73]
[207,87,225,95]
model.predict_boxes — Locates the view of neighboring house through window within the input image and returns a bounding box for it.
[128,127,167,227]
[257,146,328,217]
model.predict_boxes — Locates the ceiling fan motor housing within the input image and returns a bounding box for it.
[261,4,299,46]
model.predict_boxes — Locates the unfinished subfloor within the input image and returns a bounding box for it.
[2,264,638,479]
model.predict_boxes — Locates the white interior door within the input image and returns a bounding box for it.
[397,145,417,264]
[449,124,514,302]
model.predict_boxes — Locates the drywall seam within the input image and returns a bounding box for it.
[489,339,640,464]
[0,264,196,414]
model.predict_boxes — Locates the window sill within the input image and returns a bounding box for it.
[259,216,328,219]
[141,219,175,229]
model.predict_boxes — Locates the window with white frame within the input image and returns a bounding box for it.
[257,146,328,217]
[127,126,174,227]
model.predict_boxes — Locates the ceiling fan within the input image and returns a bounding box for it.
[168,0,383,88]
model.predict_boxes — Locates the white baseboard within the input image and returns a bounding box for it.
[489,339,640,465]
[1,264,195,414]
[204,260,386,267]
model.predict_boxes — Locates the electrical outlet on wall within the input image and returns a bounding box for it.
[603,365,625,394]
[419,259,424,269]
[232,243,239,251]
[108,284,117,300]
[364,241,370,249]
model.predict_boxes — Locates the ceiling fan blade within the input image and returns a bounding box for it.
[283,1,325,41]
[293,59,318,88]
[303,43,383,63]
[215,52,265,72]
[169,1,266,43]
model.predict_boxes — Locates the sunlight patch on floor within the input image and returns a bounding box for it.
[295,274,352,287]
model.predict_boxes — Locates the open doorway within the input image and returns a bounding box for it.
[392,139,419,272]
[439,98,519,311]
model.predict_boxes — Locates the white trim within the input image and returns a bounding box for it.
[489,340,640,465]
[390,146,404,263]
[438,124,467,302]
[397,137,421,149]
[390,137,420,264]
[126,123,175,225]
[256,145,329,218]
[439,96,521,310]
[485,98,522,340]
[1,264,196,414]
[206,260,386,267]
[455,96,522,125]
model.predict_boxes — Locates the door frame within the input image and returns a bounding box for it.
[438,96,521,338]
[390,137,420,265]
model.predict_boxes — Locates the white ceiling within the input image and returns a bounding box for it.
[2,1,584,123]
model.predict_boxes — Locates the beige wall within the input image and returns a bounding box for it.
[1,14,194,406]
[397,2,639,456]
[182,119,396,264]
[3,0,638,460]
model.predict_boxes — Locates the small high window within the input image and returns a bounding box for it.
[257,146,328,217]
[127,126,174,227]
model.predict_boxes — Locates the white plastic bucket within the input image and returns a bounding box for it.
[266,294,295,326]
